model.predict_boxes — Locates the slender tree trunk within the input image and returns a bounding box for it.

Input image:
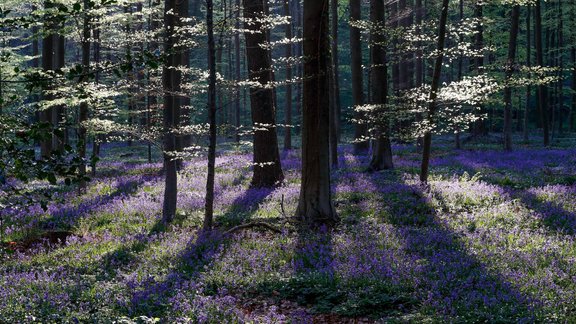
[535,0,549,146]
[162,0,183,225]
[41,1,55,158]
[204,0,217,231]
[472,3,486,137]
[329,0,340,168]
[524,6,531,142]
[91,26,101,176]
[504,5,520,151]
[78,0,91,192]
[420,0,449,184]
[556,2,564,134]
[350,0,367,153]
[295,0,338,227]
[234,0,242,143]
[243,0,284,188]
[368,0,393,172]
[571,45,576,132]
[284,0,293,150]
[455,0,464,149]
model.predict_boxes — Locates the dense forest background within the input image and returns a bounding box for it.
[1,0,576,322]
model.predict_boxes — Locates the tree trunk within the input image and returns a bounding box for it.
[504,5,520,151]
[472,4,486,137]
[243,0,284,188]
[295,0,338,227]
[41,1,55,158]
[91,26,101,176]
[78,0,91,192]
[350,0,367,153]
[524,6,531,142]
[420,0,449,184]
[162,0,183,225]
[284,0,293,150]
[535,0,549,146]
[234,0,242,143]
[329,0,340,168]
[367,0,393,172]
[204,0,218,231]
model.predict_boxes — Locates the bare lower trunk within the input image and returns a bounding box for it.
[295,0,338,227]
[504,6,520,151]
[243,0,284,188]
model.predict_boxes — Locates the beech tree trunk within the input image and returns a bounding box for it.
[204,0,217,231]
[420,0,449,184]
[234,0,242,143]
[534,0,549,146]
[284,0,293,150]
[350,0,367,153]
[329,0,341,168]
[295,0,338,227]
[368,0,393,172]
[78,0,91,192]
[504,5,520,151]
[243,0,284,188]
[162,0,183,225]
[41,1,55,158]
[524,6,531,142]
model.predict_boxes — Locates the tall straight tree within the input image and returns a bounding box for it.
[503,5,520,151]
[524,5,531,142]
[329,0,341,168]
[295,0,338,227]
[534,0,549,146]
[204,0,217,231]
[283,0,293,150]
[161,0,183,225]
[78,0,92,192]
[420,0,450,183]
[243,0,284,188]
[367,0,393,172]
[350,0,367,153]
[41,0,55,158]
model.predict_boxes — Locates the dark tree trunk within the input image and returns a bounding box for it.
[78,0,91,192]
[243,0,284,188]
[41,1,55,158]
[368,0,393,172]
[329,0,340,168]
[295,0,338,227]
[162,0,183,225]
[504,5,520,151]
[350,0,367,153]
[284,0,293,150]
[524,6,531,142]
[472,4,486,137]
[455,0,464,149]
[571,45,576,132]
[234,0,242,143]
[204,0,217,231]
[91,26,101,176]
[420,0,449,184]
[535,0,549,146]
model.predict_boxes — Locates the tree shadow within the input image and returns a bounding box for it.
[334,153,540,321]
[517,187,576,235]
[38,176,152,232]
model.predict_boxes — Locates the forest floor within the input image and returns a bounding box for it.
[1,137,576,323]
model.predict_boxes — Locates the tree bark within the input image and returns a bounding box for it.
[162,0,183,225]
[420,0,449,184]
[350,0,367,153]
[368,0,393,172]
[504,5,520,151]
[535,0,549,146]
[284,0,293,150]
[524,6,531,142]
[204,0,218,231]
[41,0,55,158]
[329,0,340,168]
[243,0,284,188]
[295,0,338,227]
[78,0,91,192]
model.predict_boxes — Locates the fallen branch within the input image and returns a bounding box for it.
[224,222,282,236]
